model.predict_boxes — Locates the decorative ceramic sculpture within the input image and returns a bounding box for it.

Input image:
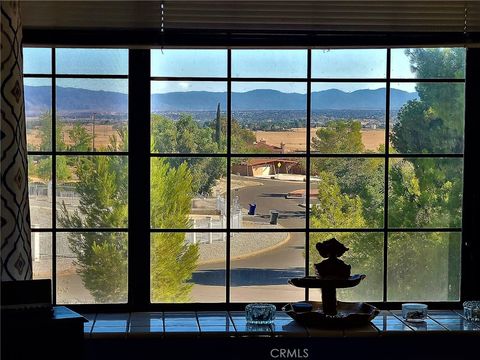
[286,238,378,326]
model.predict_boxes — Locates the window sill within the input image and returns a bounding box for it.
[81,309,480,339]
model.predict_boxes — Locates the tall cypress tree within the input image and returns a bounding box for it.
[215,102,221,145]
[150,159,198,302]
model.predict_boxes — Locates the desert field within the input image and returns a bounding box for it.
[27,124,385,153]
[255,128,385,152]
[27,124,124,150]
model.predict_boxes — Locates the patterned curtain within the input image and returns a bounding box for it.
[1,0,32,280]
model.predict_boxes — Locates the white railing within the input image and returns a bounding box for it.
[186,208,242,245]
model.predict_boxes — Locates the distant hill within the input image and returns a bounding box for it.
[152,88,417,111]
[25,86,418,115]
[25,86,128,115]
[312,88,417,110]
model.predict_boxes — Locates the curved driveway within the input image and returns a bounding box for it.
[194,176,307,300]
[231,175,306,269]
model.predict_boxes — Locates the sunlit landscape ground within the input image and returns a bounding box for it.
[28,124,385,153]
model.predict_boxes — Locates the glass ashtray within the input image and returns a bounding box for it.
[463,301,480,322]
[245,303,276,325]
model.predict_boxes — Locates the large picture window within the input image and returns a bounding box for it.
[25,47,465,306]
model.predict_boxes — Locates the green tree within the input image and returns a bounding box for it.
[38,110,66,151]
[151,115,177,153]
[311,120,384,228]
[150,158,199,302]
[387,232,459,301]
[215,102,221,145]
[58,155,128,302]
[58,127,199,303]
[388,48,465,300]
[392,92,463,154]
[310,172,383,300]
[310,51,465,301]
[28,155,70,183]
[67,124,93,152]
[310,170,366,276]
[151,114,226,194]
[58,130,129,303]
[391,49,464,228]
[36,156,71,182]
[310,171,366,230]
[29,111,71,183]
[231,117,257,153]
[152,113,220,154]
[312,120,364,154]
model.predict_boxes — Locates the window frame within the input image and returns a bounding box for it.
[24,45,479,312]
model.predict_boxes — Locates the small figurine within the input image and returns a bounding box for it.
[314,238,351,279]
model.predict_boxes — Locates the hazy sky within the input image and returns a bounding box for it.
[24,48,438,94]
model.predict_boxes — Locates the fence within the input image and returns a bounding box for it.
[187,209,242,245]
[30,187,245,247]
[28,182,78,201]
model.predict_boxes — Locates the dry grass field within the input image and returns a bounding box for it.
[27,124,123,150]
[255,128,385,152]
[360,129,386,151]
[27,124,385,153]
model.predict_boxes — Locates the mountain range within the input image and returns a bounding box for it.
[25,85,417,114]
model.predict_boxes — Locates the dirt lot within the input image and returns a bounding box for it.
[255,127,385,152]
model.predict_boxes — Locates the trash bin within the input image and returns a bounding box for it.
[270,210,279,225]
[248,203,257,215]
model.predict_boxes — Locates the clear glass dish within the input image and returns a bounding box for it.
[463,301,480,322]
[402,303,428,322]
[245,303,276,325]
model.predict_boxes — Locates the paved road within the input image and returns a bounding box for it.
[234,175,306,229]
[232,175,305,266]
[193,176,307,302]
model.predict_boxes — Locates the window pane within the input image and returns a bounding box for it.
[151,81,227,153]
[28,155,52,228]
[310,158,385,229]
[309,232,383,302]
[232,82,307,154]
[312,49,386,78]
[311,83,388,153]
[56,48,128,75]
[23,48,51,74]
[388,232,461,301]
[151,49,227,77]
[56,232,128,304]
[56,79,128,152]
[231,157,306,229]
[151,232,226,303]
[232,50,307,78]
[32,232,52,280]
[25,78,52,151]
[151,157,226,229]
[56,156,128,228]
[389,158,463,228]
[230,232,305,302]
[390,83,464,154]
[391,48,466,79]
